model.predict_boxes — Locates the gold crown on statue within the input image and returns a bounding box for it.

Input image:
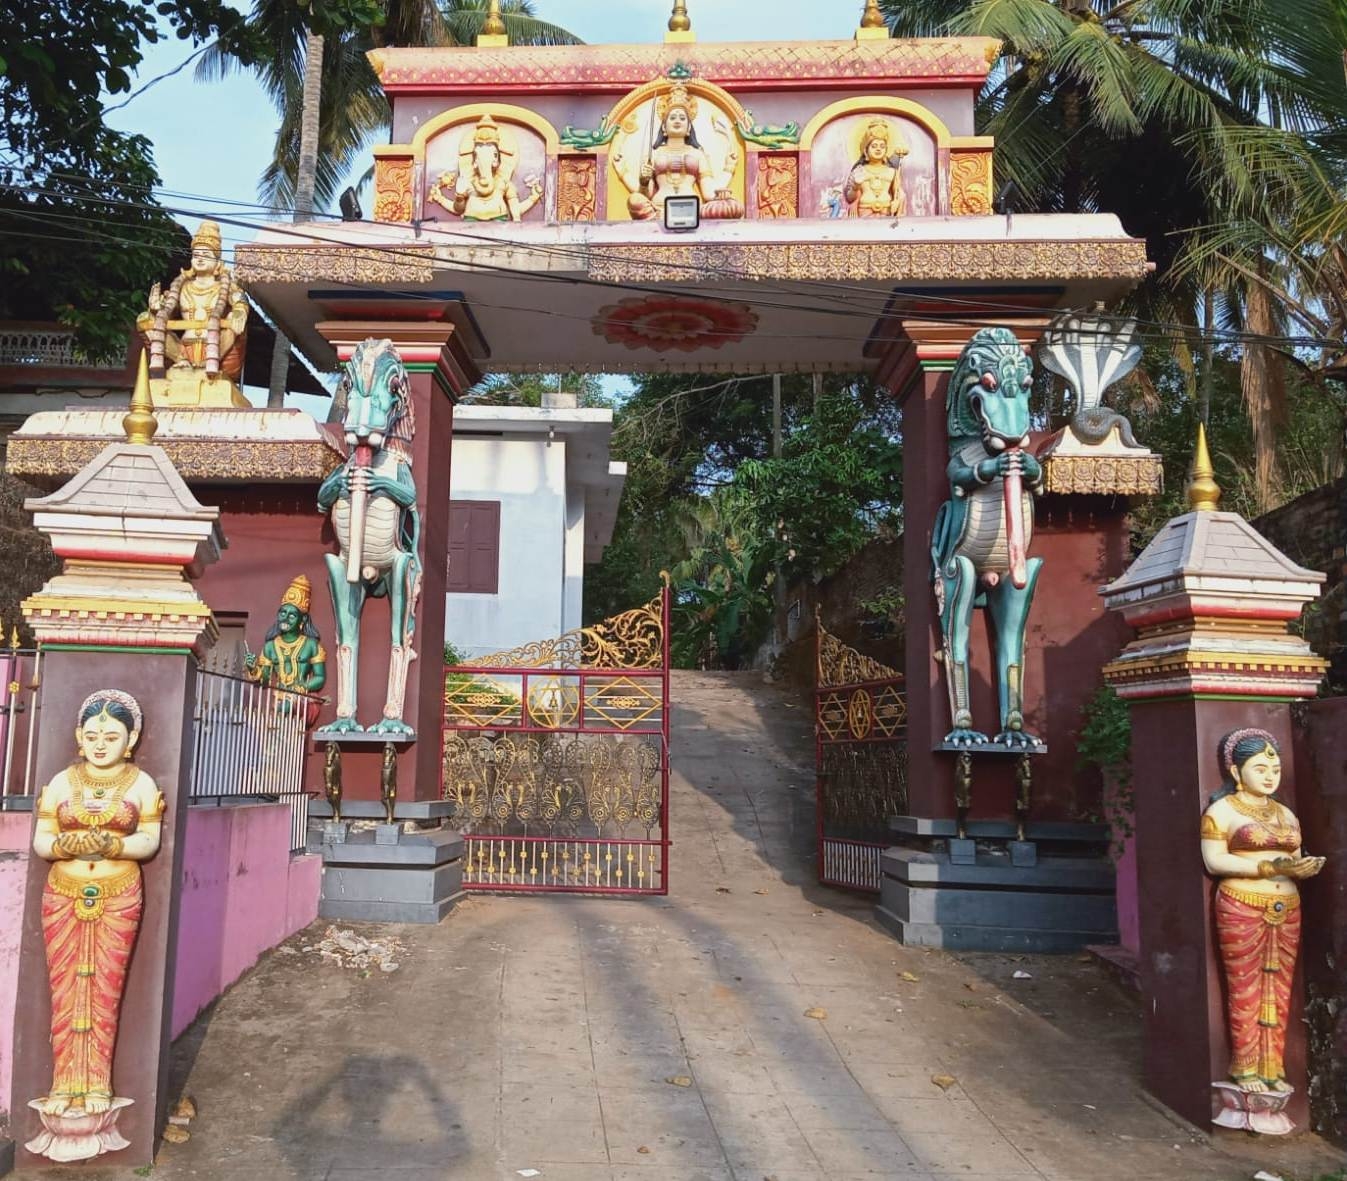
[282,574,312,615]
[472,114,503,146]
[656,81,698,124]
[191,220,223,255]
[860,118,909,159]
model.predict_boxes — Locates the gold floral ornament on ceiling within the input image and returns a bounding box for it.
[592,295,758,353]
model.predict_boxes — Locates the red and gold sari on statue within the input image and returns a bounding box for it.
[1214,811,1303,1087]
[39,784,152,1108]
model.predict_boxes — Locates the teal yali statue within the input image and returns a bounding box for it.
[930,327,1044,750]
[317,338,423,736]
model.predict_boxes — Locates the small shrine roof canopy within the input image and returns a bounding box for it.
[238,30,1150,381]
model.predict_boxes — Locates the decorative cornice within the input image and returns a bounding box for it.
[7,438,342,484]
[587,240,1151,285]
[1040,452,1164,497]
[367,38,999,95]
[236,246,437,287]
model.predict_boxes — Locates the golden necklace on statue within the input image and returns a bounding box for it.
[1229,792,1296,839]
[67,762,138,826]
[273,633,307,688]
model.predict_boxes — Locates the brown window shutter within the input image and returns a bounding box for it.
[448,500,500,594]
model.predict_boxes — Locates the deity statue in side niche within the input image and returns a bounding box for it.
[245,574,327,695]
[27,691,164,1162]
[427,114,543,222]
[1201,728,1325,1131]
[137,219,249,407]
[843,118,908,217]
[615,79,740,221]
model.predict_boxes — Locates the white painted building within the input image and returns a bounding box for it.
[446,400,626,659]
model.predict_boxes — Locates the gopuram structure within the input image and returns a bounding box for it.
[9,4,1156,931]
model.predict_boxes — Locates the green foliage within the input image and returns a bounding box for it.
[1075,685,1133,859]
[734,395,902,582]
[858,584,906,637]
[0,0,243,357]
[205,0,582,211]
[587,375,902,672]
[443,640,467,666]
[669,489,777,670]
[464,372,611,409]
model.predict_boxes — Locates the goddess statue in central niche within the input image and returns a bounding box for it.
[615,80,739,220]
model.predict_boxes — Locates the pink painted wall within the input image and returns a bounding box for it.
[0,804,319,1130]
[171,804,321,1038]
[0,811,29,1132]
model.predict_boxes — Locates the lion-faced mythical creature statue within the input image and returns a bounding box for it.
[930,327,1044,749]
[316,338,423,736]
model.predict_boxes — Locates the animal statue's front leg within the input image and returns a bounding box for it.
[370,548,420,736]
[985,555,1044,748]
[323,551,366,732]
[936,552,987,747]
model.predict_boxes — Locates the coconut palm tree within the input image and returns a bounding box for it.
[877,0,1347,509]
[204,0,581,404]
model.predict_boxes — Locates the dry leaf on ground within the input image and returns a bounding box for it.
[899,971,920,983]
[665,1075,693,1087]
[931,1074,958,1091]
[804,1007,828,1020]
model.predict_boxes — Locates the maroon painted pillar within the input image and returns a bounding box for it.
[12,435,223,1167]
[1102,457,1327,1130]
[314,320,476,802]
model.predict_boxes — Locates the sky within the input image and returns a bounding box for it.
[104,2,868,407]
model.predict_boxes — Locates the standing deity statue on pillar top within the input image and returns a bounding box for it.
[136,220,250,409]
[27,690,163,1162]
[428,114,543,222]
[844,118,908,217]
[1202,728,1324,1134]
[245,574,327,695]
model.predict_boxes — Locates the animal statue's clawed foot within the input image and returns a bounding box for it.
[325,716,364,735]
[943,727,990,748]
[369,718,414,737]
[993,729,1041,750]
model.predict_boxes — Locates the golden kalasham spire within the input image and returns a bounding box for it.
[478,0,507,45]
[1187,421,1221,512]
[666,0,693,41]
[123,350,158,446]
[857,0,890,40]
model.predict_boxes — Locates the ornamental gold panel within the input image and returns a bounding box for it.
[374,155,415,223]
[474,591,664,670]
[950,149,993,216]
[443,732,663,839]
[817,624,899,688]
[1041,453,1164,497]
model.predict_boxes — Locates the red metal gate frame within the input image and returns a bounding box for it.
[442,586,671,896]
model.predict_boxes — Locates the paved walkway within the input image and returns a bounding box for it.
[94,672,1340,1179]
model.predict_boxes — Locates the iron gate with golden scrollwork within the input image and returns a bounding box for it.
[441,586,671,894]
[816,617,907,892]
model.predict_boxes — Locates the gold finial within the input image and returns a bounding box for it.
[124,349,159,446]
[1187,421,1221,512]
[666,0,694,42]
[8,626,17,652]
[857,0,890,39]
[477,0,507,45]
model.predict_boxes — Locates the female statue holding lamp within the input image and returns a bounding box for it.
[28,690,163,1159]
[1200,728,1324,1096]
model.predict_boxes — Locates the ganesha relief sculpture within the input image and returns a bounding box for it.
[1202,728,1324,1135]
[27,690,164,1162]
[427,114,543,222]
